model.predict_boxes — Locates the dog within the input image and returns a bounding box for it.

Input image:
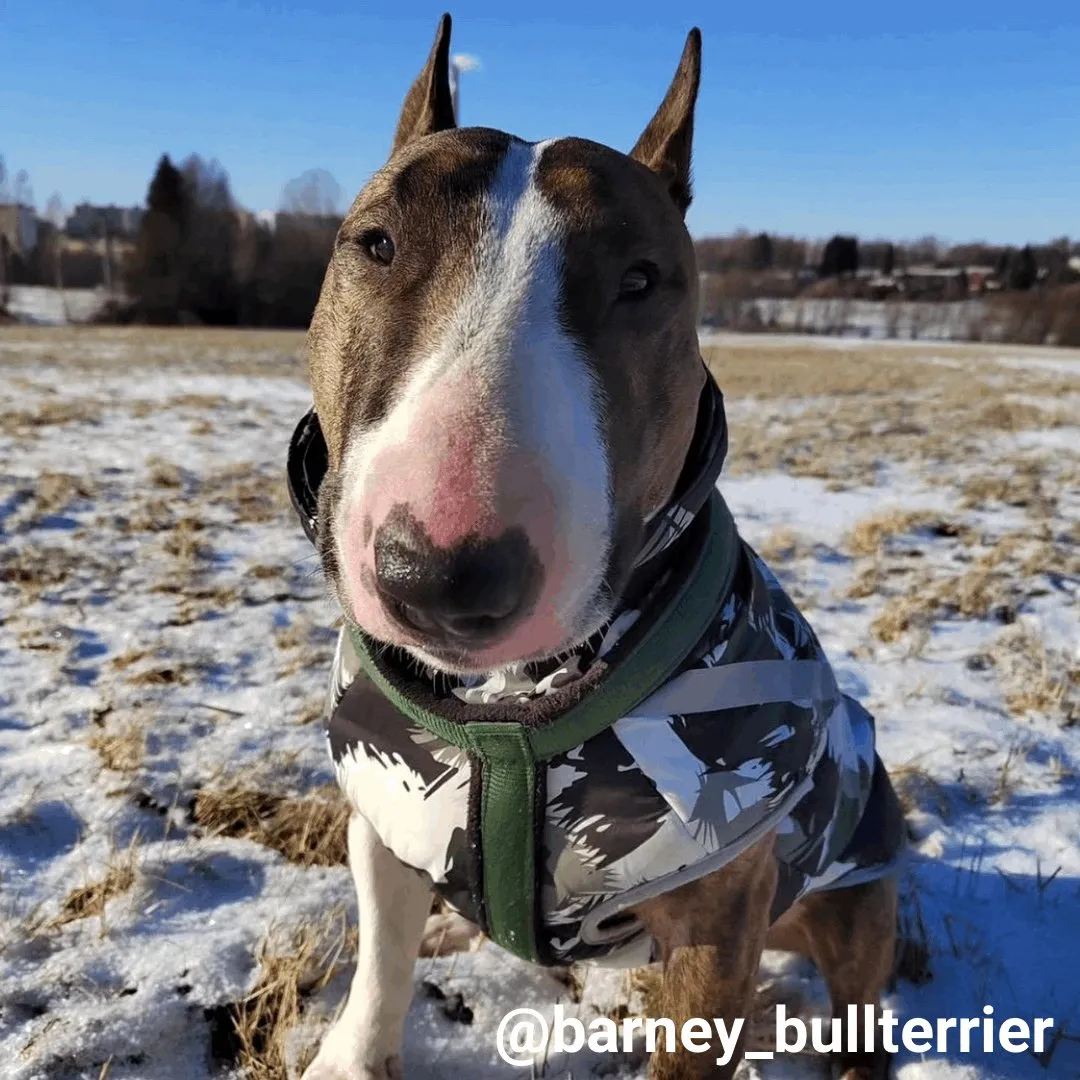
[286,15,906,1079]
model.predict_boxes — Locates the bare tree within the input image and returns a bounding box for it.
[45,193,69,322]
[0,157,8,310]
[280,169,343,218]
[14,170,33,210]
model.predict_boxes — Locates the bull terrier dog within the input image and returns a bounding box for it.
[287,14,905,1080]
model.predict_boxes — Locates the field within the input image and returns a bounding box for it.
[1,326,1078,1080]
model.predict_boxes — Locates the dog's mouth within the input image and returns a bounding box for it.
[286,372,729,679]
[402,599,616,679]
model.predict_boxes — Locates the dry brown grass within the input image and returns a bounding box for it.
[147,456,185,490]
[860,517,1074,644]
[0,397,105,434]
[975,399,1064,432]
[131,665,195,687]
[11,470,96,528]
[216,910,353,1080]
[989,623,1079,726]
[845,563,879,601]
[755,526,804,563]
[49,840,140,930]
[961,463,1056,516]
[202,463,290,525]
[88,721,146,774]
[163,517,212,562]
[0,325,307,378]
[273,622,314,652]
[890,762,952,821]
[702,339,1078,402]
[703,338,1078,496]
[248,563,285,580]
[845,510,943,557]
[868,559,1020,644]
[171,393,228,410]
[1,544,116,599]
[108,496,176,534]
[295,698,326,726]
[191,784,349,868]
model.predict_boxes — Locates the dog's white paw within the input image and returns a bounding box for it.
[419,911,484,957]
[301,1052,402,1080]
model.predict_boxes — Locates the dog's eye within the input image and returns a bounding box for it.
[360,230,395,266]
[618,262,657,300]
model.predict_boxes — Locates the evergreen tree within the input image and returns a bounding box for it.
[129,155,189,322]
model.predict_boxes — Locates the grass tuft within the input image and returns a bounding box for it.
[191,784,350,868]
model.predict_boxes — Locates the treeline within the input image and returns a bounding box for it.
[7,148,1079,336]
[112,154,343,327]
[695,229,1079,285]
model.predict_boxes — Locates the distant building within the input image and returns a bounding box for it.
[65,203,144,239]
[963,265,998,294]
[893,265,968,300]
[0,203,39,256]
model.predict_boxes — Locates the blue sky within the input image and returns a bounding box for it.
[2,1,1078,243]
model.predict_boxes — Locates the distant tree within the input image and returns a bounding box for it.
[44,193,69,320]
[0,234,9,313]
[997,245,1039,291]
[280,169,344,218]
[770,235,808,272]
[858,240,894,273]
[14,170,33,210]
[1013,245,1039,290]
[819,235,859,278]
[906,235,942,265]
[882,243,895,276]
[0,156,8,310]
[179,154,240,324]
[128,154,190,322]
[747,232,774,272]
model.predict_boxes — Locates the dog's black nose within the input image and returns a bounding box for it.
[373,510,540,645]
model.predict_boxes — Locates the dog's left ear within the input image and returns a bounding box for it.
[391,12,457,154]
[629,28,702,216]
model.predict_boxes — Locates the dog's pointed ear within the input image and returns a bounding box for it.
[629,28,702,216]
[391,13,457,154]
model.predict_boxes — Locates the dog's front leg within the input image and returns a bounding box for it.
[634,833,778,1080]
[303,813,431,1080]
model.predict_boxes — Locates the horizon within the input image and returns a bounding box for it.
[2,2,1078,246]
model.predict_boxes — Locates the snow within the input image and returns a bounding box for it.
[4,286,114,326]
[1,328,1078,1079]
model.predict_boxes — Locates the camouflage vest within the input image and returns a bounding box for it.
[324,491,906,966]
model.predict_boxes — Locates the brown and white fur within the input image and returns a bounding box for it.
[301,15,896,1080]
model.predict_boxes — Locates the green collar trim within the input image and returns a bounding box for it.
[347,490,739,762]
[345,490,739,962]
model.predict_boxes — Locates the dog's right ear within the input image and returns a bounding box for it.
[629,28,702,216]
[391,13,457,154]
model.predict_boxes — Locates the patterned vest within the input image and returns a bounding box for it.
[323,492,906,966]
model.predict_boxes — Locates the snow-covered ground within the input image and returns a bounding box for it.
[3,286,115,326]
[1,327,1078,1080]
[735,298,988,342]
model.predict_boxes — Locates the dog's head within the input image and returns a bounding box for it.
[307,14,706,675]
